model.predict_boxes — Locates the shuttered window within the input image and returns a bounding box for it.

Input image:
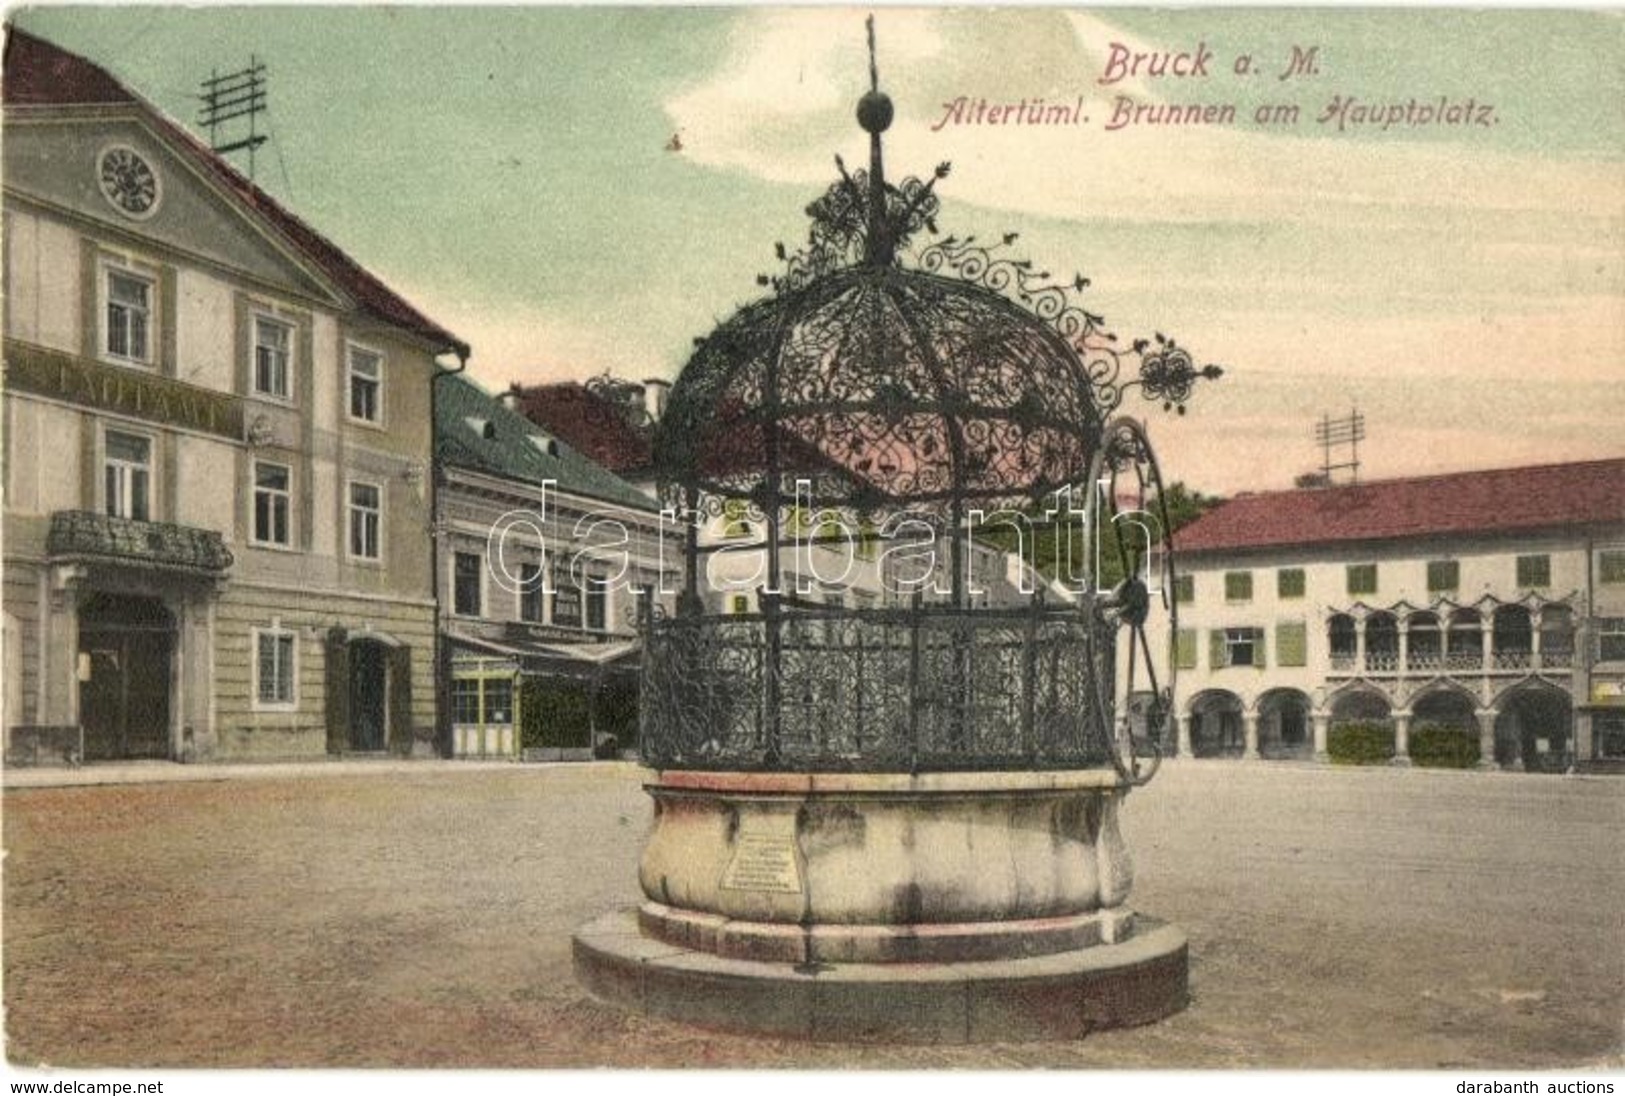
[1174,628,1197,670]
[1426,560,1459,593]
[1516,554,1550,588]
[1276,622,1308,667]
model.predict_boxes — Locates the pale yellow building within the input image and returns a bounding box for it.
[2,29,467,762]
[1149,459,1625,773]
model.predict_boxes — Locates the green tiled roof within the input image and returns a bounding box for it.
[435,374,657,512]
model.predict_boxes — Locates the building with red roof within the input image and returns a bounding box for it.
[1145,458,1625,773]
[2,26,467,763]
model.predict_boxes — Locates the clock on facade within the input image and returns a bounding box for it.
[96,145,161,219]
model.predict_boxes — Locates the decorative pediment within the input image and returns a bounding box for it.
[3,113,344,308]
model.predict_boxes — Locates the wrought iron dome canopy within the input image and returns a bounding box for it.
[653,22,1220,522]
[640,19,1220,777]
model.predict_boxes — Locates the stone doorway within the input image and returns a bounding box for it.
[77,593,174,760]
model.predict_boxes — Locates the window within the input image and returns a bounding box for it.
[1173,574,1195,606]
[1599,551,1625,585]
[1329,614,1357,658]
[1277,568,1305,599]
[1346,563,1378,596]
[255,629,295,707]
[454,552,482,617]
[1224,571,1253,602]
[453,677,514,726]
[105,268,152,363]
[1597,712,1625,761]
[103,430,151,522]
[452,678,481,724]
[730,594,751,615]
[348,345,382,424]
[482,678,514,725]
[1211,627,1265,669]
[253,461,291,546]
[519,562,545,623]
[1599,619,1625,663]
[1427,560,1459,593]
[1276,621,1308,667]
[1174,628,1197,670]
[348,481,381,560]
[253,315,293,399]
[585,575,608,632]
[1516,554,1551,588]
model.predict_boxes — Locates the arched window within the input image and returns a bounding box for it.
[1446,609,1482,670]
[1408,611,1442,670]
[1328,614,1356,668]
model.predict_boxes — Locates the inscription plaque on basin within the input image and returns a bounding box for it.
[720,834,802,894]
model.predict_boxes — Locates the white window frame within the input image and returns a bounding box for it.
[102,427,154,522]
[347,478,383,562]
[251,459,293,548]
[251,312,295,401]
[101,262,156,367]
[252,624,298,710]
[346,342,385,427]
[1223,627,1262,668]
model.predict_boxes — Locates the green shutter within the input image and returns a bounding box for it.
[1277,622,1307,667]
[1252,628,1267,668]
[1209,630,1227,670]
[1225,571,1252,601]
[324,628,350,755]
[1174,574,1195,606]
[1175,628,1197,670]
[1427,560,1458,593]
[388,644,414,756]
[1517,554,1551,588]
[1277,568,1305,599]
[1347,564,1377,596]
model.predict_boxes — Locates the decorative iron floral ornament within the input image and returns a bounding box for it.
[641,16,1220,779]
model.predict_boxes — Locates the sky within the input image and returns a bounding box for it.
[11,6,1623,495]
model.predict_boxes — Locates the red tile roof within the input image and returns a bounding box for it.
[1177,458,1625,556]
[513,383,654,475]
[2,26,467,356]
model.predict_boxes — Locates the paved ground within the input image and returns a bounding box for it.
[3,759,1621,1068]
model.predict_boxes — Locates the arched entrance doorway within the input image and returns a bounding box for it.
[326,629,412,756]
[78,592,174,760]
[1495,684,1573,773]
[1257,688,1313,759]
[1188,689,1244,758]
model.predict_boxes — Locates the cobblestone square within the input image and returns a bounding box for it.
[4,760,1621,1068]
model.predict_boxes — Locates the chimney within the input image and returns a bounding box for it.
[643,378,671,422]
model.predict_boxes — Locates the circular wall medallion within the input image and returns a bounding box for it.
[96,145,161,220]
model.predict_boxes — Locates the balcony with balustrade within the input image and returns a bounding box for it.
[1325,603,1576,680]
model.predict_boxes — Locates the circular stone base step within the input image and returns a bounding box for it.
[573,908,1188,1044]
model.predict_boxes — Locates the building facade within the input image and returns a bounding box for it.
[2,29,467,763]
[1148,460,1625,772]
[435,374,675,758]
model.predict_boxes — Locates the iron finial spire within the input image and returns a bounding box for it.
[856,14,895,266]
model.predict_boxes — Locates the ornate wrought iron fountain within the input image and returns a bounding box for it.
[575,18,1221,1043]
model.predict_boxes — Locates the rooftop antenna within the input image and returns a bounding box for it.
[198,57,268,181]
[1314,408,1366,485]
